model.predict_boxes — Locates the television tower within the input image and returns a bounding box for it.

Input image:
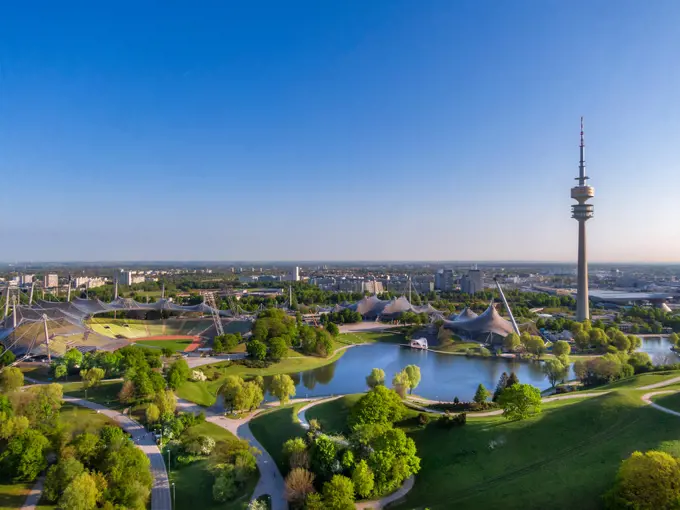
[571,117,595,321]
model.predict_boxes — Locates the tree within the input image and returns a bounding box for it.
[54,363,68,380]
[167,358,190,389]
[145,403,160,424]
[247,340,267,361]
[118,380,136,404]
[44,458,85,502]
[403,365,421,395]
[72,433,100,465]
[498,383,542,421]
[63,348,84,371]
[326,322,340,337]
[155,389,177,417]
[543,359,568,388]
[352,460,375,499]
[305,493,325,510]
[628,352,652,373]
[161,347,174,358]
[573,359,588,382]
[270,374,296,406]
[670,332,680,348]
[349,386,405,428]
[268,337,288,362]
[552,340,571,358]
[219,376,245,412]
[80,367,105,393]
[611,331,631,352]
[234,381,264,412]
[366,368,385,389]
[574,331,590,350]
[525,336,546,359]
[59,471,100,510]
[492,372,509,402]
[283,437,309,469]
[310,435,338,478]
[0,367,24,392]
[506,372,519,387]
[473,384,490,404]
[0,429,50,481]
[503,333,521,352]
[605,450,680,510]
[627,334,642,353]
[392,370,410,398]
[284,468,316,506]
[322,475,355,510]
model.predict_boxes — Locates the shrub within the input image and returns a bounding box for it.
[438,412,466,428]
[190,370,207,382]
[418,413,430,427]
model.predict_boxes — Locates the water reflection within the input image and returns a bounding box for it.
[260,338,676,402]
[638,337,679,364]
[263,343,551,402]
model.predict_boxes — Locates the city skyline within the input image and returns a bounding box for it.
[2,2,680,262]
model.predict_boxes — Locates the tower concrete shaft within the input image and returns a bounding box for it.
[571,117,594,321]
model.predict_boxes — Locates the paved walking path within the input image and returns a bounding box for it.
[297,396,343,429]
[639,376,680,390]
[61,396,171,510]
[22,476,44,510]
[407,391,611,417]
[641,390,680,417]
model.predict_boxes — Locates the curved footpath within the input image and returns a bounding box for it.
[641,390,680,417]
[407,391,611,417]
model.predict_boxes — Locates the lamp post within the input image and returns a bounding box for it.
[172,482,175,508]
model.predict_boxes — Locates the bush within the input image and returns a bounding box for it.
[605,450,680,509]
[418,413,430,427]
[438,412,466,428]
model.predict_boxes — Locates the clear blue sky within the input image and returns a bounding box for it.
[2,1,679,262]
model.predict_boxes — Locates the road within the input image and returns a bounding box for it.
[62,396,171,510]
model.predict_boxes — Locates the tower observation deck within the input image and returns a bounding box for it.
[572,117,594,321]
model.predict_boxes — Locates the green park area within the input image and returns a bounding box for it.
[244,370,680,510]
[170,421,259,510]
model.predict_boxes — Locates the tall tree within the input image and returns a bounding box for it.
[270,374,296,406]
[0,367,24,392]
[403,365,421,395]
[365,368,385,389]
[473,384,490,404]
[498,383,542,421]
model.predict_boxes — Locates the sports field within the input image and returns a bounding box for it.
[133,338,197,352]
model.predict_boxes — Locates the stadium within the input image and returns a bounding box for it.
[0,295,251,359]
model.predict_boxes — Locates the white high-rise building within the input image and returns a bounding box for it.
[44,274,59,288]
[461,268,483,294]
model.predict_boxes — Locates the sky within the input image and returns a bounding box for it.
[1,1,679,263]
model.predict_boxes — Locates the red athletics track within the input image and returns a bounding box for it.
[131,335,203,352]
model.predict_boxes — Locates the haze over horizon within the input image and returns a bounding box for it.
[2,1,680,263]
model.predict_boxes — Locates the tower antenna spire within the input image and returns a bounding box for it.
[571,116,595,321]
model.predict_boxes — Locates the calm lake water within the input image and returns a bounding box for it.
[261,336,677,402]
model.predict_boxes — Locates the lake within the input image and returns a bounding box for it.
[264,343,552,402]
[262,336,677,402]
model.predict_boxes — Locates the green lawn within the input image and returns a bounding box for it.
[178,350,352,406]
[337,331,406,345]
[176,379,223,407]
[17,363,52,382]
[304,394,363,435]
[134,339,194,352]
[58,403,118,436]
[249,404,307,472]
[596,370,680,390]
[62,380,124,409]
[394,390,680,510]
[432,341,481,353]
[0,483,32,509]
[653,391,680,412]
[170,421,257,510]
